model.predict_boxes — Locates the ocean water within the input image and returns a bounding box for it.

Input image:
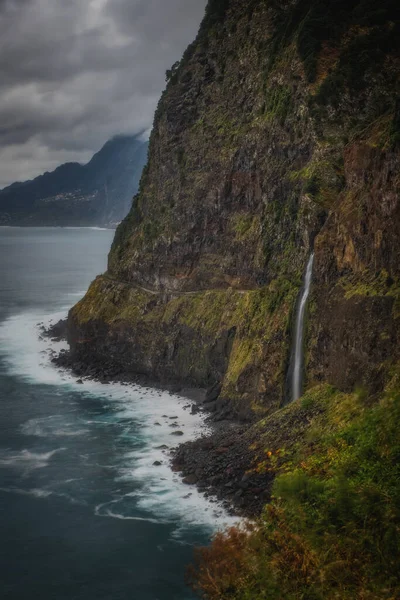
[0,227,232,600]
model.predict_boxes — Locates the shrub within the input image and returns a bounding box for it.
[190,387,400,599]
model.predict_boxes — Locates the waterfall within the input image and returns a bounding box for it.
[291,252,315,402]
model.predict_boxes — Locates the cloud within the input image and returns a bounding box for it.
[0,0,206,187]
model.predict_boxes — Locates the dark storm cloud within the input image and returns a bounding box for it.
[0,0,206,186]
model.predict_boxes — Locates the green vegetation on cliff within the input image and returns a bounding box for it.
[71,274,299,414]
[72,0,399,412]
[190,379,400,599]
[70,0,400,413]
[68,1,400,595]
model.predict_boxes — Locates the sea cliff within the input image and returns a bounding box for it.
[63,1,400,597]
[68,0,400,417]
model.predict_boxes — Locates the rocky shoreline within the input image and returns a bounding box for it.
[171,424,275,518]
[41,318,276,518]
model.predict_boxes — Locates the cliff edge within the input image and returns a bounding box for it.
[67,0,400,421]
[62,4,400,596]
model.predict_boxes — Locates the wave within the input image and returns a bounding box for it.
[0,487,52,498]
[0,308,238,533]
[94,501,163,524]
[0,448,65,471]
[21,416,88,438]
[0,486,84,505]
[0,310,70,385]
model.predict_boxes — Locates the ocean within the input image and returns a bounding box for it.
[0,227,231,600]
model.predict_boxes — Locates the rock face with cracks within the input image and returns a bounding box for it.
[67,0,400,421]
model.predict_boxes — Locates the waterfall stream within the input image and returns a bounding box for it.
[291,253,314,402]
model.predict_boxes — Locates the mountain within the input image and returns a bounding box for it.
[63,0,400,597]
[0,134,148,227]
[68,0,399,408]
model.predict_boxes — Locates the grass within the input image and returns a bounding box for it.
[190,380,400,599]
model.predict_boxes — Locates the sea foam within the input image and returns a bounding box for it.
[0,308,238,534]
[0,448,65,471]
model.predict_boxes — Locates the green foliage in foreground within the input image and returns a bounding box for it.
[190,381,400,599]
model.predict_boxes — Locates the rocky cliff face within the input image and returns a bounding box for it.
[68,0,400,418]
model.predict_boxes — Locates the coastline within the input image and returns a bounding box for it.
[44,318,269,518]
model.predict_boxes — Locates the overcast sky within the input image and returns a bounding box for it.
[0,0,206,188]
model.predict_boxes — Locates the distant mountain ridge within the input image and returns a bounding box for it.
[0,134,148,227]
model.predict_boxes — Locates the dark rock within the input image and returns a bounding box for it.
[204,382,222,404]
[182,475,198,485]
[214,447,229,455]
[42,319,68,341]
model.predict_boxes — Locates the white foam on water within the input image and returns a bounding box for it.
[0,309,239,534]
[0,310,71,385]
[0,487,52,498]
[0,486,84,504]
[114,395,239,535]
[0,448,65,471]
[101,511,162,523]
[21,416,88,438]
[94,501,163,524]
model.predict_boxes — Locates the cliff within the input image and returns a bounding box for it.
[68,0,400,419]
[0,135,148,227]
[63,2,400,596]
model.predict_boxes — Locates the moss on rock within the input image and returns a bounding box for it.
[69,0,400,415]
